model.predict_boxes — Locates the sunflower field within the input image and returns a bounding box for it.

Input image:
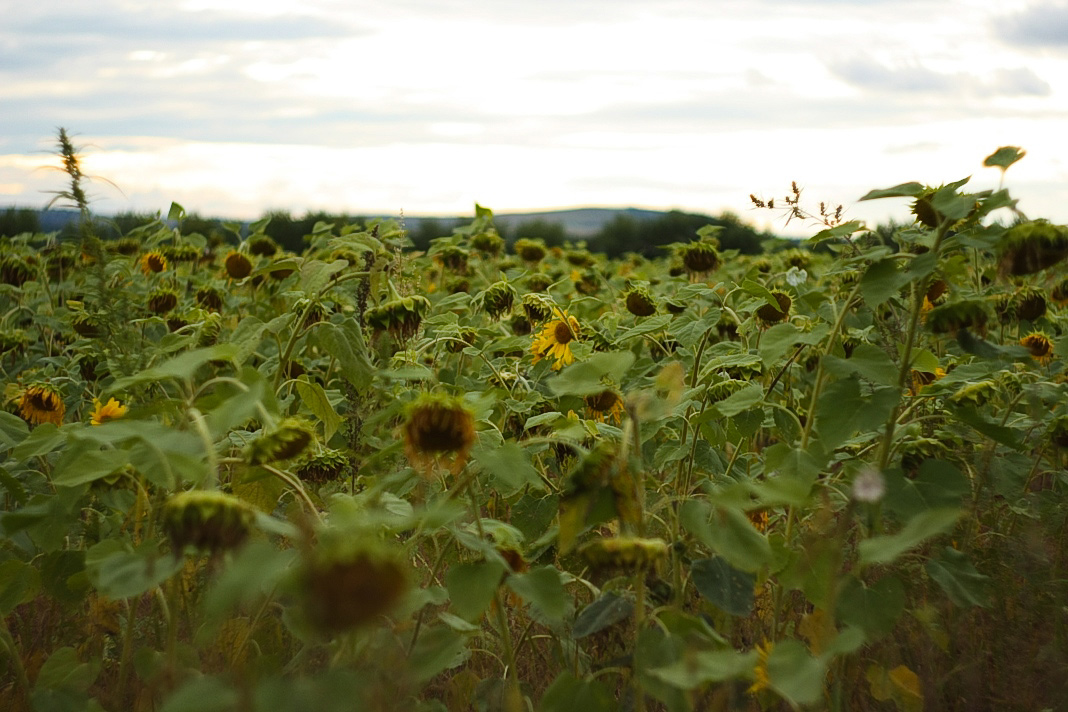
[1,136,1067,712]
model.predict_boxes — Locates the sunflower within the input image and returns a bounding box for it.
[1021,332,1054,365]
[748,641,774,695]
[585,388,625,424]
[223,250,253,279]
[90,397,127,425]
[18,384,65,426]
[402,393,476,475]
[531,310,581,371]
[139,250,168,275]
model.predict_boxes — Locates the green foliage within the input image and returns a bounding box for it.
[1,137,1066,711]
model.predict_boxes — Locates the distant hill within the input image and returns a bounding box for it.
[474,207,666,238]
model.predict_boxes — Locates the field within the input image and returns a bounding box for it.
[1,137,1067,711]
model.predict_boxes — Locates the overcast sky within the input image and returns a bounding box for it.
[1,0,1066,236]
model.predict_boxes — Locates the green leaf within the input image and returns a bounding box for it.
[884,460,971,520]
[691,557,754,616]
[312,318,374,391]
[538,673,615,712]
[112,345,239,389]
[572,592,633,638]
[445,560,506,621]
[160,676,239,712]
[861,258,909,307]
[983,146,1026,171]
[815,379,898,450]
[836,575,906,639]
[296,379,341,441]
[648,648,757,690]
[0,559,41,615]
[0,411,29,449]
[767,639,827,706]
[711,383,764,418]
[299,258,348,295]
[740,279,779,305]
[506,566,569,622]
[680,501,773,572]
[51,446,130,487]
[614,315,673,344]
[858,508,960,565]
[34,646,99,693]
[823,343,897,384]
[547,351,635,397]
[859,182,926,200]
[408,625,470,683]
[926,547,990,608]
[201,540,298,634]
[472,442,544,495]
[167,201,186,222]
[85,539,183,599]
[12,423,65,461]
[810,220,866,243]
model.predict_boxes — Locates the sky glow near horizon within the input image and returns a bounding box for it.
[1,0,1067,236]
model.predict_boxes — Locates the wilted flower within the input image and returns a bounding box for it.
[0,256,35,287]
[248,236,279,257]
[997,220,1068,278]
[756,290,792,325]
[470,230,504,256]
[402,393,477,475]
[678,241,720,276]
[18,384,65,426]
[365,294,431,342]
[1013,287,1048,322]
[224,250,253,279]
[578,536,668,571]
[514,238,547,263]
[295,448,349,484]
[478,280,516,320]
[162,490,257,554]
[196,285,224,311]
[748,641,774,695]
[623,286,658,317]
[927,299,989,335]
[1020,331,1054,365]
[147,288,179,314]
[139,250,168,275]
[784,267,808,287]
[246,419,316,465]
[584,388,625,424]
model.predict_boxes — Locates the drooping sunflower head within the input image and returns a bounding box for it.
[926,299,990,335]
[434,245,469,273]
[1045,416,1068,449]
[71,312,104,339]
[948,379,999,408]
[520,292,555,323]
[584,388,625,424]
[478,280,516,320]
[578,536,669,571]
[402,393,477,475]
[514,238,547,263]
[146,288,179,315]
[0,256,36,287]
[524,272,554,293]
[299,535,410,635]
[623,286,658,317]
[162,490,257,555]
[756,290,792,325]
[531,310,581,371]
[195,285,224,311]
[365,294,431,343]
[90,397,128,425]
[223,250,253,279]
[248,236,279,257]
[18,383,65,427]
[678,241,720,277]
[111,238,140,256]
[139,250,168,275]
[470,229,505,256]
[1020,331,1055,365]
[246,418,317,465]
[997,220,1068,279]
[1012,286,1048,322]
[295,448,350,484]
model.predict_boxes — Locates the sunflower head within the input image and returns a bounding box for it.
[1020,331,1055,365]
[365,294,431,342]
[751,257,773,274]
[162,490,257,555]
[1012,286,1048,322]
[18,383,65,426]
[584,389,625,424]
[470,230,505,256]
[300,536,410,634]
[90,397,128,425]
[525,273,554,293]
[997,220,1068,278]
[1051,277,1068,305]
[623,286,658,317]
[678,241,720,276]
[578,536,669,571]
[531,310,581,370]
[195,285,224,311]
[295,448,350,484]
[948,379,999,408]
[514,238,547,263]
[446,327,478,353]
[224,250,253,279]
[402,393,477,475]
[565,249,594,267]
[146,288,179,315]
[520,293,555,323]
[0,256,36,287]
[0,329,29,355]
[434,245,469,273]
[717,313,739,341]
[784,250,812,270]
[71,312,104,339]
[509,313,533,336]
[1046,416,1068,449]
[248,236,279,257]
[111,238,140,256]
[756,290,792,325]
[927,299,989,335]
[246,418,317,465]
[479,280,516,320]
[139,250,168,275]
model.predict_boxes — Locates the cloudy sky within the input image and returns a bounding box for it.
[1,0,1066,236]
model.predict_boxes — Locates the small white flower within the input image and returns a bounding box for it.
[852,467,886,503]
[785,267,808,287]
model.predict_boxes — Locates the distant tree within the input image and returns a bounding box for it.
[589,209,770,258]
[512,218,566,248]
[106,210,158,238]
[181,213,231,246]
[0,207,40,237]
[409,218,458,252]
